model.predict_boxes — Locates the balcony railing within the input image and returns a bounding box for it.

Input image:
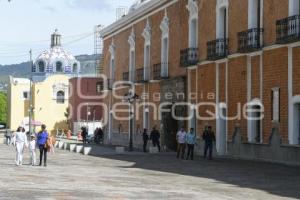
[135,67,150,83]
[123,72,129,82]
[207,38,229,60]
[238,28,263,53]
[144,67,150,82]
[136,68,144,83]
[276,15,300,44]
[152,63,169,80]
[180,48,199,67]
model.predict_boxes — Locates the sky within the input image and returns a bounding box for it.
[0,0,136,65]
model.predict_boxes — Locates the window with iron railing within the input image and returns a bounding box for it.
[207,38,229,61]
[238,28,263,53]
[136,68,144,83]
[180,48,199,67]
[276,15,300,44]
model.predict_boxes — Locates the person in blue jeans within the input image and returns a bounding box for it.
[202,126,215,160]
[37,124,49,167]
[186,128,197,160]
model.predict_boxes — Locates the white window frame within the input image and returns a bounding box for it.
[187,0,199,48]
[216,0,229,39]
[109,40,116,81]
[128,28,136,82]
[289,0,300,16]
[142,19,151,81]
[160,10,169,78]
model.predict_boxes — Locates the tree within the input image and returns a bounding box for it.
[0,92,7,124]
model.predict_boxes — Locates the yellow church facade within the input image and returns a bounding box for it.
[8,74,70,135]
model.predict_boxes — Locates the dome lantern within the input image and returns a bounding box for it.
[51,29,61,48]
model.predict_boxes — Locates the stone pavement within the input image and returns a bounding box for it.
[0,144,300,200]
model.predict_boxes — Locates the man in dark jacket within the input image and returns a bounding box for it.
[202,126,216,160]
[142,128,149,152]
[150,126,161,152]
[81,127,88,144]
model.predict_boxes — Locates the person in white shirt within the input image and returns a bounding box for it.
[176,128,187,159]
[29,135,37,166]
[13,127,28,166]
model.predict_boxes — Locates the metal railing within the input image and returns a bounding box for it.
[152,63,169,80]
[136,68,144,83]
[238,28,263,53]
[207,38,229,60]
[276,15,300,44]
[180,48,199,67]
[122,72,129,82]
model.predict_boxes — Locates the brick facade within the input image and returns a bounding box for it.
[100,0,300,155]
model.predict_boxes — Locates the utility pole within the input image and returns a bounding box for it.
[28,49,33,135]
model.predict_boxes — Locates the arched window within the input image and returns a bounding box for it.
[56,91,65,104]
[73,63,78,73]
[56,61,63,72]
[38,61,45,72]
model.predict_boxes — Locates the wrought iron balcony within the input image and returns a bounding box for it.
[123,72,129,81]
[180,48,199,67]
[207,38,229,61]
[135,67,150,83]
[152,63,169,80]
[136,68,144,83]
[238,28,263,53]
[276,15,300,44]
[144,67,150,82]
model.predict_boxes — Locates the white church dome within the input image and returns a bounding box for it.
[33,30,80,76]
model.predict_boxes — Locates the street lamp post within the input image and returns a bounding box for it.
[28,49,33,135]
[123,90,139,152]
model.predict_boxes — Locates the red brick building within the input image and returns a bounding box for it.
[100,0,300,163]
[69,77,104,133]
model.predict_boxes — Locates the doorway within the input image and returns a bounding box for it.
[162,105,179,151]
[293,103,300,145]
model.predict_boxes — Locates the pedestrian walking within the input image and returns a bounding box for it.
[176,128,187,159]
[37,124,49,167]
[13,127,28,166]
[29,134,37,166]
[150,126,161,152]
[186,128,196,160]
[202,126,216,160]
[142,128,149,152]
[5,126,12,145]
[81,127,88,144]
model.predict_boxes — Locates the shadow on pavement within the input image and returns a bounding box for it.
[87,146,300,199]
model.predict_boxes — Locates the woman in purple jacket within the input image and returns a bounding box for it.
[37,124,49,167]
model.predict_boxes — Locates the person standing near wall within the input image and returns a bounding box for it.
[202,126,216,160]
[37,124,48,167]
[142,128,149,152]
[150,126,161,152]
[176,128,187,159]
[186,128,196,160]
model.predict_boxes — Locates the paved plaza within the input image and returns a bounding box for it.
[0,144,300,200]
